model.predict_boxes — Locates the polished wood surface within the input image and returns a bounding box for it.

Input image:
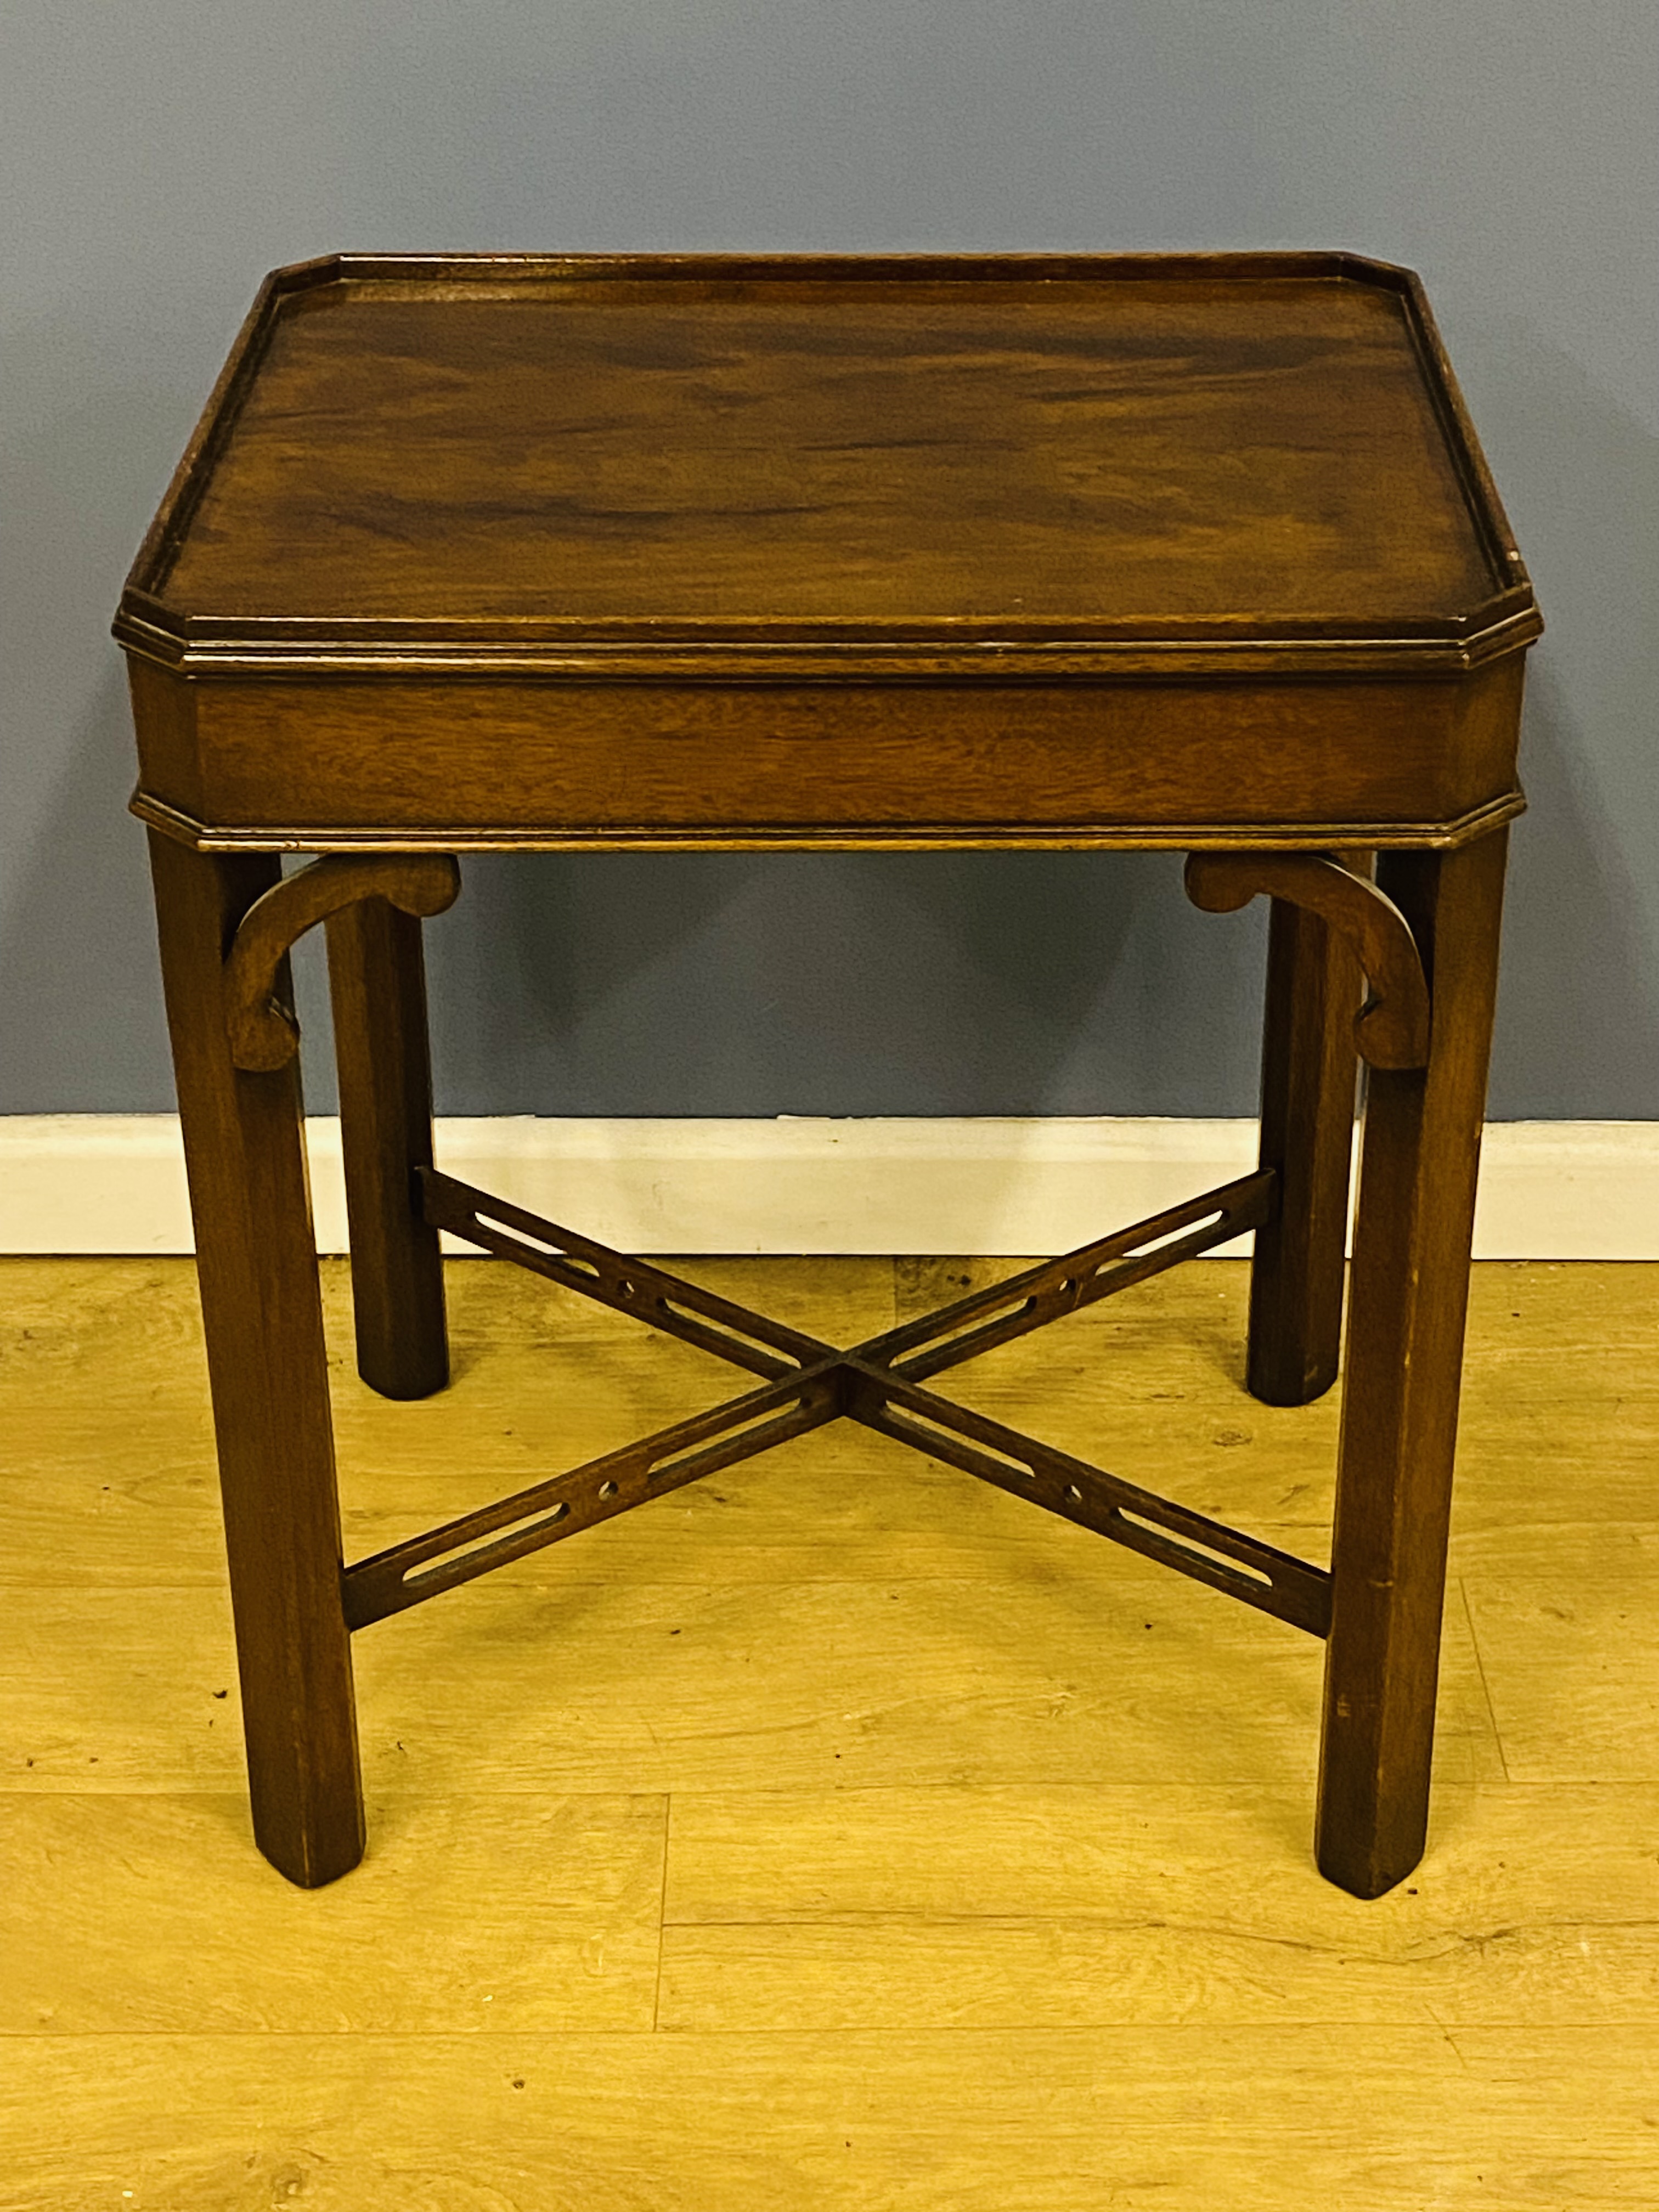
[1185,848,1430,1069]
[116,253,1539,852]
[4,1254,1656,2207]
[1317,831,1510,1894]
[115,252,1539,1901]
[146,833,364,1885]
[223,851,460,1070]
[1244,881,1361,1406]
[325,894,449,1401]
[128,659,1530,851]
[144,262,1506,633]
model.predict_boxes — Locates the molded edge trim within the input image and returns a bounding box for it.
[129,786,1527,856]
[110,607,1544,680]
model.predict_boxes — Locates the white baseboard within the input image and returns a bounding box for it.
[1,1115,1655,1260]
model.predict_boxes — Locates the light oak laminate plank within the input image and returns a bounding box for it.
[896,1256,1659,1349]
[1464,1575,1659,1781]
[14,1395,1649,1588]
[0,1793,665,2034]
[923,1261,1659,1555]
[7,1259,1653,1588]
[658,1781,1659,2028]
[3,2028,1658,2211]
[0,1256,893,1585]
[0,1443,224,1586]
[2,1256,1656,2211]
[1,1564,1502,1794]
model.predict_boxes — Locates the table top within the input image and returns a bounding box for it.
[118,252,1538,685]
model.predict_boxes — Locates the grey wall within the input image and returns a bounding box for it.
[4,1,1655,1119]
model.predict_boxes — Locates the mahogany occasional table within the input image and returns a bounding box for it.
[115,253,1541,1897]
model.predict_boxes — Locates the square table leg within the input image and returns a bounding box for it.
[1316,828,1509,1897]
[1247,871,1363,1407]
[325,897,449,1401]
[147,830,366,1887]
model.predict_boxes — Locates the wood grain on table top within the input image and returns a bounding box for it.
[140,258,1519,642]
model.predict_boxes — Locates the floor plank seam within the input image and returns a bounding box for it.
[652,1794,673,2033]
[1458,1573,1511,1784]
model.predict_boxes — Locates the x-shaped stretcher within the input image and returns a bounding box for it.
[340,1162,1330,1639]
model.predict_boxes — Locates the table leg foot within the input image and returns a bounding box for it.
[1314,831,1507,1899]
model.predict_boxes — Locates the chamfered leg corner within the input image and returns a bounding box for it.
[1246,888,1362,1408]
[145,826,367,1888]
[1313,829,1508,1900]
[326,893,450,1402]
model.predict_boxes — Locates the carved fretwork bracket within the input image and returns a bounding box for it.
[1183,852,1431,1069]
[225,854,461,1071]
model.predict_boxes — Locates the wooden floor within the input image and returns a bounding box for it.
[2,1250,1657,2209]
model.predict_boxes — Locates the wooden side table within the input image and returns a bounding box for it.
[115,253,1541,1897]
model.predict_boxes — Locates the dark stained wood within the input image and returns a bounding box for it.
[861,1173,1274,1382]
[362,1166,1323,1636]
[848,1364,1332,1639]
[325,898,449,1401]
[131,659,1528,854]
[1316,828,1510,1898]
[115,255,1537,857]
[1246,882,1362,1407]
[127,255,1525,647]
[1185,850,1429,1069]
[159,275,1498,625]
[343,1370,840,1630]
[420,1169,832,1379]
[117,254,1538,1898]
[144,831,364,1887]
[224,853,460,1070]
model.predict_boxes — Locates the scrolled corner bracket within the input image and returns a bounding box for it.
[224,853,462,1072]
[1182,851,1431,1070]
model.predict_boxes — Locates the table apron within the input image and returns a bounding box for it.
[128,659,1526,848]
